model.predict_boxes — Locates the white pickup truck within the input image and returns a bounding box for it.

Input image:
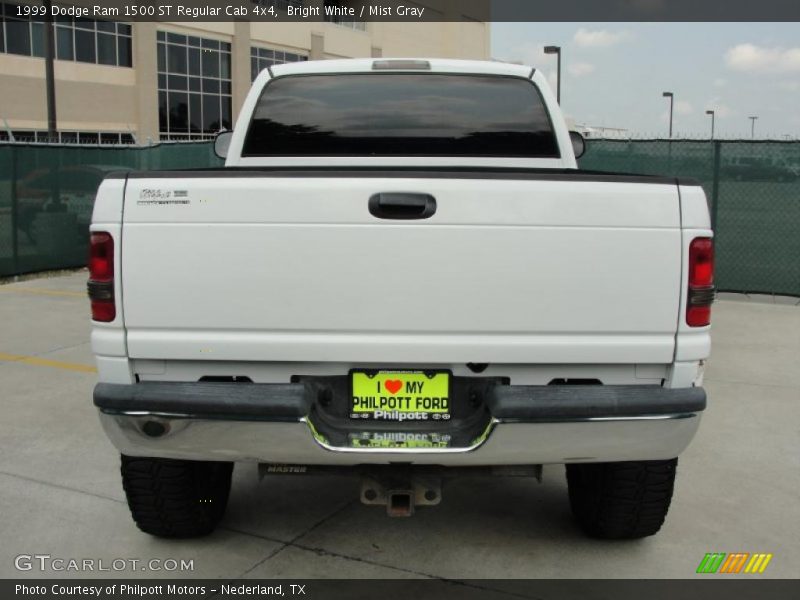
[89,59,714,539]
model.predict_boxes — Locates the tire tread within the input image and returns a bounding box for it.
[120,455,233,538]
[566,459,677,539]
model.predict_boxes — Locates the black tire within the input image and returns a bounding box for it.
[120,455,234,538]
[566,459,678,539]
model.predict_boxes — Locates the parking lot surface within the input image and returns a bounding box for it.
[0,272,798,580]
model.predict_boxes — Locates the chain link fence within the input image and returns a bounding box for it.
[0,139,798,296]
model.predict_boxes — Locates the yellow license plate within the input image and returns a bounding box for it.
[350,370,451,421]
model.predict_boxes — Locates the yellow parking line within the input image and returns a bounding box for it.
[0,352,97,373]
[0,287,85,298]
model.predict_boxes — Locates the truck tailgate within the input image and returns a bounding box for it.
[120,172,683,364]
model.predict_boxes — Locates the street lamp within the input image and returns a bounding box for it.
[662,92,674,138]
[43,0,57,140]
[544,45,561,104]
[749,116,758,139]
[706,110,715,140]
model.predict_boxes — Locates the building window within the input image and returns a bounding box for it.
[1,2,44,57]
[0,3,132,67]
[3,130,135,144]
[157,31,232,141]
[250,46,307,81]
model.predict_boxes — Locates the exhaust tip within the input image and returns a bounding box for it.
[141,420,168,438]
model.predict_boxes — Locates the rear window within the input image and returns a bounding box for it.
[242,73,559,158]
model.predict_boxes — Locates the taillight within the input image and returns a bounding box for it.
[88,232,115,322]
[687,237,715,327]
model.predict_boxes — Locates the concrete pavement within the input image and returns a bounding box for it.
[0,272,798,580]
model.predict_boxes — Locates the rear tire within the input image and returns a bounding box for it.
[566,459,677,539]
[120,455,233,538]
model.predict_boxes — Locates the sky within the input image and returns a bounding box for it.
[491,23,800,139]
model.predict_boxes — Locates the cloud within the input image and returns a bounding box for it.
[568,62,595,77]
[573,28,630,48]
[705,102,736,118]
[713,78,727,87]
[674,100,693,116]
[725,43,800,73]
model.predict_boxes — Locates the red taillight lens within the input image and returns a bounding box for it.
[687,237,715,327]
[687,305,712,327]
[90,299,116,322]
[88,232,115,322]
[89,232,114,281]
[688,237,714,287]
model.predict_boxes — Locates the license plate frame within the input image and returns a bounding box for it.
[349,369,452,421]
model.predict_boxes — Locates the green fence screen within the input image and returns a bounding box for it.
[0,142,222,277]
[579,140,800,297]
[0,140,798,296]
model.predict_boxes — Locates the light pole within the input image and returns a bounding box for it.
[544,45,561,104]
[662,92,674,138]
[43,0,57,140]
[749,116,758,139]
[706,110,715,140]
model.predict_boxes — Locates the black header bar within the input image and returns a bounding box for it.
[4,579,800,600]
[7,0,800,22]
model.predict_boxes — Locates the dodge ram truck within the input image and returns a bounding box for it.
[89,59,714,539]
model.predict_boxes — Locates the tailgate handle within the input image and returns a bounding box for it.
[368,193,437,220]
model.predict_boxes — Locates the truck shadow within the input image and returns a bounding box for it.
[222,468,586,553]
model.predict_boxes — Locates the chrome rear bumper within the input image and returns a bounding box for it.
[95,381,705,465]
